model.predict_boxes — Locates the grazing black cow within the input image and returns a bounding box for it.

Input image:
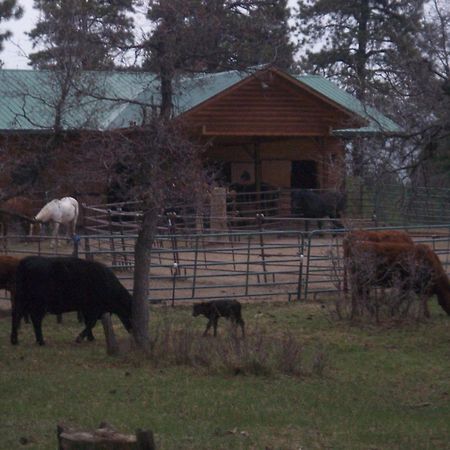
[10,256,132,346]
[291,189,346,230]
[192,300,245,337]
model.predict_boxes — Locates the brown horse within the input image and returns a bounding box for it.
[0,196,35,236]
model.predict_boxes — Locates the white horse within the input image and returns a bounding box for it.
[32,197,79,247]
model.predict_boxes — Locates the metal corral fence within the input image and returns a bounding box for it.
[75,229,306,303]
[81,184,450,237]
[76,224,450,303]
[302,225,450,300]
[2,224,449,306]
[346,182,450,226]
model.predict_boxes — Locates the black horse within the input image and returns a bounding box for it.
[291,189,346,230]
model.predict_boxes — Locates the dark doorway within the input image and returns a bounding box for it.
[291,160,318,189]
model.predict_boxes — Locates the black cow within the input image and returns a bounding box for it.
[291,189,346,230]
[10,256,132,346]
[192,300,245,337]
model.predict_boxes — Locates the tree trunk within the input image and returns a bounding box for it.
[132,208,158,351]
[355,0,370,100]
[101,314,119,356]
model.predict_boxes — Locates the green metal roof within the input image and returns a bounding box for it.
[293,74,401,135]
[0,70,159,131]
[0,68,400,135]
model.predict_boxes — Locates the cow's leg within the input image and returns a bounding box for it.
[316,219,325,237]
[75,328,87,343]
[203,319,213,336]
[238,318,245,338]
[11,292,30,324]
[10,305,22,345]
[350,277,363,319]
[213,317,219,336]
[76,316,96,343]
[75,322,95,344]
[86,328,95,341]
[332,212,344,230]
[230,316,239,336]
[422,295,431,319]
[84,316,97,341]
[343,260,349,295]
[30,313,45,346]
[76,326,95,343]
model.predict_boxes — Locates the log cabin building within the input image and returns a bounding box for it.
[0,66,399,203]
[179,67,400,192]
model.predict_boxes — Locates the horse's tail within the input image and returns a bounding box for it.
[72,198,80,227]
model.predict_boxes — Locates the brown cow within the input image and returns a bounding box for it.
[343,230,413,292]
[346,241,450,319]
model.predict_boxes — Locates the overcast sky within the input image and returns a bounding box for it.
[2,0,299,69]
[2,0,38,68]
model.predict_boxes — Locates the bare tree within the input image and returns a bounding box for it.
[77,123,207,349]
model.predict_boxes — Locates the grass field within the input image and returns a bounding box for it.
[0,300,449,449]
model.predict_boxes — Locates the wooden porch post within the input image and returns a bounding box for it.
[254,141,262,193]
[253,141,263,210]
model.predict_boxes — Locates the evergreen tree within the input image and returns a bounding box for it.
[406,1,450,187]
[144,0,294,73]
[28,0,134,69]
[0,0,23,65]
[294,0,425,99]
[143,0,295,118]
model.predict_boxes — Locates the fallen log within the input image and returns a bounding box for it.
[57,422,156,450]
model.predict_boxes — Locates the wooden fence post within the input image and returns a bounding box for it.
[210,187,227,234]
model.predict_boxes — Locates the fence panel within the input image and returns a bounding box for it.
[303,225,450,300]
[77,230,307,303]
[1,224,450,307]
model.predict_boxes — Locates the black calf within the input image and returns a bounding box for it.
[192,300,245,337]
